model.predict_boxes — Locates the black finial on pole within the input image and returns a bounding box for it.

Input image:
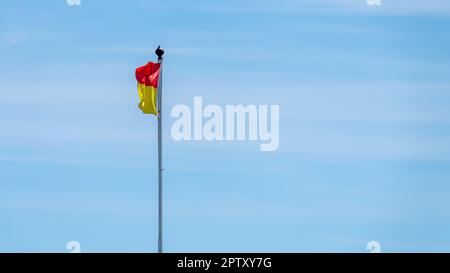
[155,45,164,60]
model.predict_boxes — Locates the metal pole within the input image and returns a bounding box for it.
[156,45,164,253]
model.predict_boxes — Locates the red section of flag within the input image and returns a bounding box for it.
[135,62,161,87]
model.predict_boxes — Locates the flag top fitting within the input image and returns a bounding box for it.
[155,45,164,60]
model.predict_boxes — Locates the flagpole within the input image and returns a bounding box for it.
[155,45,164,253]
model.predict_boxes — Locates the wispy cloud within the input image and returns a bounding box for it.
[0,22,68,47]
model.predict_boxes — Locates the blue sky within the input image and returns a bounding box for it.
[1,0,450,252]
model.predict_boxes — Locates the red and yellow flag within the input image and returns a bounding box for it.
[135,62,161,115]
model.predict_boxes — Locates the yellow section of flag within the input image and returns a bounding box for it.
[137,84,158,115]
